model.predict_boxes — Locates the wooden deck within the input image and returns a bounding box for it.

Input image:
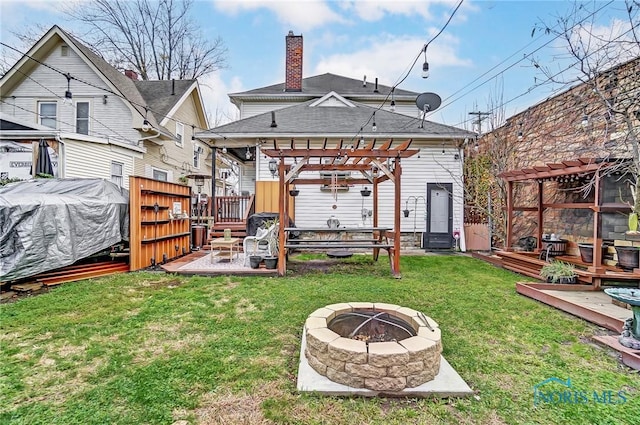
[494,250,639,288]
[515,282,639,370]
[160,250,278,276]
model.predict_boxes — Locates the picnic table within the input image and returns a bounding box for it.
[284,226,398,275]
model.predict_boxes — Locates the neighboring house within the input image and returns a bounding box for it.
[472,56,639,246]
[199,32,475,250]
[0,25,219,195]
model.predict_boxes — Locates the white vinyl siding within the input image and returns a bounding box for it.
[38,101,57,128]
[256,143,464,233]
[0,40,141,145]
[76,101,90,134]
[63,139,136,189]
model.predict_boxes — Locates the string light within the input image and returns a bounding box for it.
[421,46,429,79]
[581,114,589,128]
[390,88,396,112]
[63,73,73,104]
[141,107,151,132]
[372,112,377,132]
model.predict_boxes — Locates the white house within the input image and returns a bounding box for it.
[0,25,218,195]
[198,32,474,249]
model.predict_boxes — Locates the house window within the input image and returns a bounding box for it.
[76,101,90,134]
[61,45,69,56]
[193,145,201,169]
[152,168,168,181]
[111,161,124,186]
[176,122,184,147]
[38,102,57,128]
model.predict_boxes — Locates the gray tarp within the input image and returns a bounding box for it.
[0,178,129,281]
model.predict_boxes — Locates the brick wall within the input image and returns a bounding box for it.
[475,58,639,247]
[285,31,303,92]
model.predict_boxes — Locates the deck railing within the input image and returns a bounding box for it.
[214,195,254,223]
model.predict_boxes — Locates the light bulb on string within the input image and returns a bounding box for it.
[421,47,429,79]
[372,112,377,132]
[63,73,73,105]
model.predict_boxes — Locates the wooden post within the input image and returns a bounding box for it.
[506,180,514,251]
[590,169,604,275]
[277,160,287,276]
[393,157,401,277]
[373,175,379,228]
[537,180,543,251]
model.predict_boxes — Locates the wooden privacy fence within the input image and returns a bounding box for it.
[130,177,192,271]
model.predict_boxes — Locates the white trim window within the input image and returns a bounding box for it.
[193,145,201,169]
[111,161,124,186]
[176,122,184,147]
[38,101,57,129]
[152,168,168,181]
[76,101,90,135]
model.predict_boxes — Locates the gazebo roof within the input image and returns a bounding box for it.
[498,157,627,182]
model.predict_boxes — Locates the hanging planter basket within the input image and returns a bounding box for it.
[360,187,371,197]
[289,189,299,197]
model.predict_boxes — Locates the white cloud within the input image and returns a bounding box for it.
[212,0,345,30]
[337,0,434,22]
[199,72,245,127]
[312,33,471,87]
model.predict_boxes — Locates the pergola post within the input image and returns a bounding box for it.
[506,180,514,251]
[536,180,543,251]
[590,169,604,274]
[277,160,286,276]
[393,157,401,277]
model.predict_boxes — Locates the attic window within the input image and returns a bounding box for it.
[61,45,69,56]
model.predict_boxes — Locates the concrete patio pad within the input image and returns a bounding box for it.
[297,327,473,397]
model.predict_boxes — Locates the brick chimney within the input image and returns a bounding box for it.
[285,31,303,92]
[124,69,138,81]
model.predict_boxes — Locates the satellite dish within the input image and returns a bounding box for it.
[415,92,442,112]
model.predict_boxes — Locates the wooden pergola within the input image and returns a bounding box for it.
[261,139,419,277]
[499,157,629,273]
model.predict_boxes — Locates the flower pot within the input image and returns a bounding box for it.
[264,257,278,269]
[249,255,263,269]
[289,189,299,197]
[615,246,640,271]
[545,276,577,284]
[577,243,608,264]
[360,188,371,197]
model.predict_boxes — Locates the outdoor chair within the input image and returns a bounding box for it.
[243,223,277,266]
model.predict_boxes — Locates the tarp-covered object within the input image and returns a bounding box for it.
[0,178,129,281]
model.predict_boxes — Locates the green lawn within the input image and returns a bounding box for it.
[1,255,638,424]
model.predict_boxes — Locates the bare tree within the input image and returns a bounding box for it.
[532,1,640,229]
[10,0,226,80]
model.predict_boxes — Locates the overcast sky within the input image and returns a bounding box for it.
[1,0,637,130]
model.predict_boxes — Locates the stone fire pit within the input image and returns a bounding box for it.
[304,302,442,392]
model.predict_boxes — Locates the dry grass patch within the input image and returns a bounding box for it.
[131,323,205,364]
[194,381,287,425]
[235,298,259,319]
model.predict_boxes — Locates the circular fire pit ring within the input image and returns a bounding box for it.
[304,302,442,392]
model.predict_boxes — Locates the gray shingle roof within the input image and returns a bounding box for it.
[200,98,474,139]
[230,73,418,98]
[135,80,196,123]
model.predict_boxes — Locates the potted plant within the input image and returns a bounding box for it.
[540,261,577,284]
[577,242,608,264]
[289,186,299,197]
[261,218,279,269]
